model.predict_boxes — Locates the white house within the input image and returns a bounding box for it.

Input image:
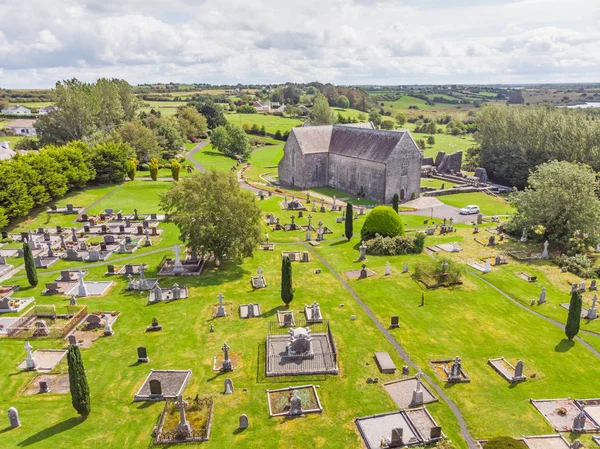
[1,105,32,115]
[38,105,58,115]
[252,100,271,113]
[6,119,37,136]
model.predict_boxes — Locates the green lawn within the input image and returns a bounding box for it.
[437,192,514,216]
[192,144,237,172]
[404,123,476,158]
[3,177,599,449]
[8,101,53,108]
[245,144,284,183]
[140,100,188,117]
[225,113,303,134]
[420,178,456,190]
[331,107,366,121]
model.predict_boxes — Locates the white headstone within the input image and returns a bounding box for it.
[385,261,391,276]
[24,341,37,370]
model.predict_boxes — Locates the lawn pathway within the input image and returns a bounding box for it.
[79,184,123,216]
[468,270,600,358]
[186,141,210,171]
[304,242,478,449]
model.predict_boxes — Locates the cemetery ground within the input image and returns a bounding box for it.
[2,186,600,448]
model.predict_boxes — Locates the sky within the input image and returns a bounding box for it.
[1,0,599,88]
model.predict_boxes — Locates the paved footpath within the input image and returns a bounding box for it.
[185,141,210,171]
[303,241,478,449]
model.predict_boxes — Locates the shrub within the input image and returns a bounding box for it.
[171,159,181,181]
[365,234,424,256]
[558,253,598,278]
[237,105,257,114]
[139,163,149,171]
[149,158,159,181]
[274,129,283,140]
[361,206,404,241]
[484,437,527,449]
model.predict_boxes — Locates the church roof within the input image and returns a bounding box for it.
[291,125,414,163]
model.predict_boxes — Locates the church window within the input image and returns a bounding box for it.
[401,158,409,176]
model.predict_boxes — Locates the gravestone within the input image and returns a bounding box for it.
[24,341,37,370]
[69,295,77,306]
[45,282,59,294]
[8,407,20,428]
[33,320,50,337]
[68,335,77,345]
[538,287,547,305]
[289,390,302,416]
[495,255,501,266]
[221,342,233,372]
[358,242,367,262]
[430,426,443,439]
[107,265,115,274]
[239,414,248,429]
[149,379,162,395]
[473,223,479,234]
[359,264,368,279]
[390,428,403,447]
[573,408,587,431]
[580,281,586,293]
[39,380,50,393]
[85,314,102,329]
[224,378,234,394]
[283,312,294,327]
[588,295,598,320]
[513,360,526,382]
[390,316,399,329]
[385,261,391,276]
[402,262,409,273]
[488,235,495,246]
[216,293,226,317]
[590,280,597,291]
[402,366,410,375]
[541,240,549,259]
[448,356,462,382]
[137,346,149,363]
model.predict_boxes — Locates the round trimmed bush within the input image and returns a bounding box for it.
[139,163,149,171]
[361,206,404,241]
[485,437,527,449]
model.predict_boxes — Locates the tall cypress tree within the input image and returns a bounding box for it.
[392,193,399,213]
[23,242,38,287]
[345,203,353,241]
[565,290,582,340]
[281,256,294,306]
[67,344,91,418]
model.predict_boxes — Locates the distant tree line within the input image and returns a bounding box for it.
[470,104,600,188]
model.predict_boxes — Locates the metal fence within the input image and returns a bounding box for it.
[7,305,87,339]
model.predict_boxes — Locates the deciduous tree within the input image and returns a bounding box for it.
[310,94,337,126]
[159,170,261,265]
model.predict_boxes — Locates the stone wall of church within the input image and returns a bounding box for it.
[384,141,422,203]
[327,154,387,203]
[278,135,328,189]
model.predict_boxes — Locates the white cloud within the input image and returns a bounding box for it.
[0,0,599,87]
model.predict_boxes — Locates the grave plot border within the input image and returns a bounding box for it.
[266,384,323,417]
[153,396,214,445]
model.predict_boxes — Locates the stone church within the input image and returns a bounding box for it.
[278,123,422,204]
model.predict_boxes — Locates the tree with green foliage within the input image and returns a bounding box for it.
[310,94,337,125]
[565,289,582,340]
[392,193,399,213]
[117,121,161,163]
[67,344,91,418]
[44,141,94,189]
[274,129,283,140]
[417,139,426,150]
[509,161,600,243]
[345,203,353,241]
[474,104,600,188]
[427,135,435,146]
[336,95,350,109]
[171,159,181,181]
[381,119,394,130]
[149,158,159,181]
[88,141,132,184]
[369,111,382,127]
[23,242,38,287]
[160,170,262,265]
[260,125,267,136]
[0,161,35,219]
[0,208,8,229]
[395,112,407,126]
[176,106,208,141]
[210,124,251,159]
[192,98,227,129]
[281,256,294,306]
[126,158,137,181]
[357,112,367,122]
[35,78,140,145]
[361,206,405,241]
[153,119,184,159]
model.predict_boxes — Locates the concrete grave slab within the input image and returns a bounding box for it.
[383,377,438,409]
[18,349,67,372]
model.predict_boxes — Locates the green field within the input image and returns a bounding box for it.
[225,113,303,134]
[8,101,53,108]
[245,144,284,183]
[140,100,188,117]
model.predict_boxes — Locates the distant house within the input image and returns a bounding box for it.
[6,119,37,136]
[0,141,15,160]
[252,100,271,113]
[1,105,32,115]
[38,105,58,115]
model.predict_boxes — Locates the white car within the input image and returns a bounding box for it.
[459,205,480,215]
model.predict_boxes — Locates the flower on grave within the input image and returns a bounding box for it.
[556,407,567,416]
